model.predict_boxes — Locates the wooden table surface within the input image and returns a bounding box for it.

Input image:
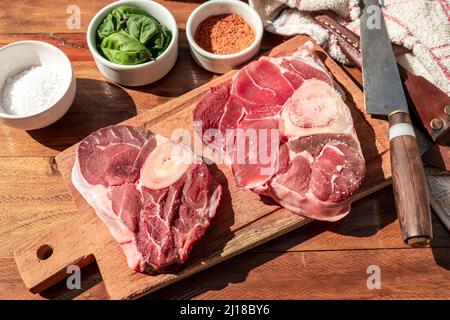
[0,0,449,300]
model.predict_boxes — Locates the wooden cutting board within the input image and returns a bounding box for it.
[14,35,392,300]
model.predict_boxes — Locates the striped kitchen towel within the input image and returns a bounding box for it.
[249,0,450,95]
[250,0,450,231]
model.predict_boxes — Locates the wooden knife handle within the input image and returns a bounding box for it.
[388,111,433,246]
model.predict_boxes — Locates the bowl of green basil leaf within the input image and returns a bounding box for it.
[87,0,178,86]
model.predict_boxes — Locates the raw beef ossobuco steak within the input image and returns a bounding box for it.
[72,125,222,273]
[194,41,366,221]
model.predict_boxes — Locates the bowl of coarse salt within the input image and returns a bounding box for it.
[0,41,75,130]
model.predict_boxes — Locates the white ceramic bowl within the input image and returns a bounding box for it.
[0,41,76,130]
[87,0,179,86]
[186,0,263,74]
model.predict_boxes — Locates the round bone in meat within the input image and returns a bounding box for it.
[280,79,353,138]
[141,137,194,190]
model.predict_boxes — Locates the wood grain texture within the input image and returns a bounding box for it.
[0,34,216,157]
[5,246,450,300]
[0,157,78,257]
[4,187,450,300]
[1,0,449,300]
[0,0,193,34]
[0,32,285,158]
[153,248,450,300]
[13,35,392,300]
[389,112,432,246]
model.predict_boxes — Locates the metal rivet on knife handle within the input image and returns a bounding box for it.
[407,236,431,247]
[444,104,450,116]
[430,118,444,130]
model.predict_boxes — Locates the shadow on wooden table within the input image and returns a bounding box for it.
[39,263,104,300]
[39,72,394,300]
[149,190,396,299]
[33,165,449,299]
[151,186,450,299]
[26,78,137,151]
[38,162,235,300]
[129,48,216,98]
[431,227,450,271]
[432,247,450,271]
[183,162,236,269]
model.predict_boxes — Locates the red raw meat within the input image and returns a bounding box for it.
[73,125,222,273]
[193,41,365,221]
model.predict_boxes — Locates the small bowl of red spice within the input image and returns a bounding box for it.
[186,0,263,74]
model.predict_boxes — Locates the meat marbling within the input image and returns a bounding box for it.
[72,125,222,273]
[194,41,365,221]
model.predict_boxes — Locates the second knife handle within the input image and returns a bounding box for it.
[388,111,433,246]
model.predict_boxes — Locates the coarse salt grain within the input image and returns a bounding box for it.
[0,66,66,116]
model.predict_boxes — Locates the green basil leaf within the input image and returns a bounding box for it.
[97,13,121,40]
[111,5,150,23]
[126,14,159,45]
[161,25,172,53]
[152,25,172,56]
[96,5,172,64]
[100,32,152,65]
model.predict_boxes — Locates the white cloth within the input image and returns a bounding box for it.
[249,0,450,95]
[249,0,450,225]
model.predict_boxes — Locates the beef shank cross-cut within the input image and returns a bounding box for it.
[72,125,222,273]
[194,41,365,221]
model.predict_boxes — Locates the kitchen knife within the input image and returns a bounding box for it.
[315,14,450,146]
[360,0,432,246]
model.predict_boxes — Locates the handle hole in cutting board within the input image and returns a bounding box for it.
[36,244,53,260]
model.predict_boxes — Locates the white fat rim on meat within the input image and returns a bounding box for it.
[265,47,346,100]
[222,42,363,221]
[264,55,328,80]
[206,184,222,219]
[267,139,360,222]
[72,153,144,271]
[292,150,314,163]
[243,69,278,97]
[269,178,351,221]
[316,141,346,159]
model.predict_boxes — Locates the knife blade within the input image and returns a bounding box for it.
[361,0,408,116]
[315,13,450,152]
[360,0,433,246]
